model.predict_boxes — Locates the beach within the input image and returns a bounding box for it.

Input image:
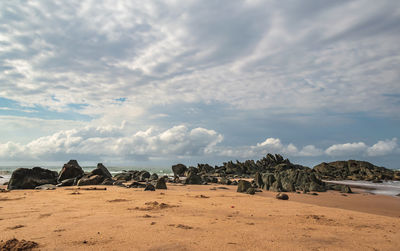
[1,184,399,250]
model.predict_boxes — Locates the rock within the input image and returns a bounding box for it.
[155,177,167,189]
[172,164,187,177]
[7,167,58,190]
[113,180,126,186]
[91,163,112,179]
[57,177,77,187]
[126,181,146,188]
[219,177,232,185]
[138,171,150,181]
[314,160,397,181]
[237,180,252,193]
[3,182,9,186]
[276,193,289,200]
[144,183,155,191]
[0,175,3,178]
[57,160,84,183]
[114,172,132,181]
[340,185,352,193]
[0,238,38,250]
[246,187,256,195]
[77,175,103,186]
[101,178,114,185]
[254,172,263,188]
[150,173,159,180]
[185,172,202,184]
[35,184,56,190]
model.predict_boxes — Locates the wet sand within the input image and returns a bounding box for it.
[1,184,399,250]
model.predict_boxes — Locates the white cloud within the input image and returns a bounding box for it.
[367,138,398,156]
[0,124,223,162]
[325,142,368,156]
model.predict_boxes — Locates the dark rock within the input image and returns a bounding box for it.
[276,193,289,200]
[246,187,256,195]
[254,172,263,188]
[184,166,199,176]
[91,163,112,179]
[101,178,114,185]
[150,173,159,181]
[127,181,146,188]
[237,180,252,193]
[340,185,352,193]
[138,171,150,181]
[114,172,132,181]
[3,182,9,186]
[219,177,232,185]
[7,167,58,190]
[314,160,398,181]
[144,183,155,191]
[155,177,167,189]
[172,164,187,177]
[113,180,126,186]
[57,160,84,183]
[57,177,77,187]
[185,172,202,184]
[77,175,103,186]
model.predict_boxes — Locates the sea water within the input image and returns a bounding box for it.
[325,180,400,196]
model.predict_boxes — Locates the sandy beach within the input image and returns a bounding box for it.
[1,184,399,251]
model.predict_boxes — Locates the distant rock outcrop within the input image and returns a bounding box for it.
[313,160,400,181]
[7,167,58,190]
[77,163,112,186]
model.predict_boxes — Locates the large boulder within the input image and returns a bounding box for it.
[57,160,84,183]
[8,167,58,190]
[237,180,252,193]
[172,164,187,177]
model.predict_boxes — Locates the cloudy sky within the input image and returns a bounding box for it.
[0,0,399,168]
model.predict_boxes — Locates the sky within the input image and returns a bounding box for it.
[0,0,399,169]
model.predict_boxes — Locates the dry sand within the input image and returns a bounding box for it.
[1,184,399,251]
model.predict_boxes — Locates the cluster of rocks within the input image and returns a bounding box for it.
[6,154,395,195]
[7,160,167,191]
[314,160,400,182]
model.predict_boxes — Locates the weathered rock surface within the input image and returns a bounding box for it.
[314,160,400,181]
[144,183,155,191]
[155,177,167,189]
[185,172,202,184]
[172,164,187,177]
[57,160,84,183]
[77,163,112,186]
[7,167,58,190]
[237,180,252,193]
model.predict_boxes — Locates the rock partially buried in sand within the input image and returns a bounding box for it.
[144,183,156,191]
[276,193,289,200]
[340,185,352,193]
[0,238,38,250]
[246,187,256,195]
[237,180,252,193]
[155,177,167,189]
